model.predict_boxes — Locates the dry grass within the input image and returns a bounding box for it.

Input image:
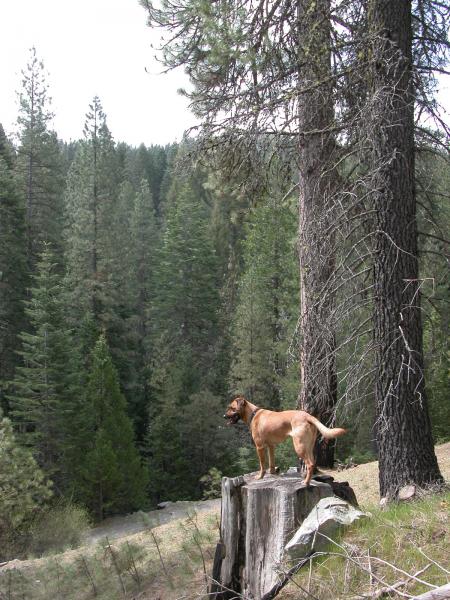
[320,442,450,507]
[0,510,221,600]
[1,443,448,599]
[280,490,450,599]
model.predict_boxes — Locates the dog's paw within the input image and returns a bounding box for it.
[255,472,265,480]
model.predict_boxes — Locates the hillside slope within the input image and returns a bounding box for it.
[322,441,450,506]
[1,443,448,599]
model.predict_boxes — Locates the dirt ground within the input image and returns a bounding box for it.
[86,498,221,544]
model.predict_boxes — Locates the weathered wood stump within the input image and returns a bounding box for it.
[210,471,336,600]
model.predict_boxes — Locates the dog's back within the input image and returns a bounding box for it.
[252,409,314,445]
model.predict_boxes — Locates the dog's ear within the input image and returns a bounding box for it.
[236,396,246,410]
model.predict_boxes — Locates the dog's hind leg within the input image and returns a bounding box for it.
[255,446,266,479]
[292,438,315,486]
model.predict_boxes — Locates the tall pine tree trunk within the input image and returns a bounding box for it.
[25,72,36,267]
[297,0,338,467]
[92,115,100,323]
[368,0,443,498]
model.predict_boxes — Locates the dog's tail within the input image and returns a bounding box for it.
[306,414,347,439]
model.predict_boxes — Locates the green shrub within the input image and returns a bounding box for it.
[28,501,91,556]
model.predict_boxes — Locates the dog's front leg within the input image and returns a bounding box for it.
[268,446,278,475]
[255,446,266,479]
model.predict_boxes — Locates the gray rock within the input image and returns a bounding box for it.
[398,485,416,501]
[285,496,370,553]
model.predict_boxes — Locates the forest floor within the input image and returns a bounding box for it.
[0,442,448,599]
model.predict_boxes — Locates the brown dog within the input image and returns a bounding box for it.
[224,395,347,485]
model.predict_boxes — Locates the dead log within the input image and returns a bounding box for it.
[411,584,450,600]
[210,471,336,600]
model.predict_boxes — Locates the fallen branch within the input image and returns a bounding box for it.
[313,532,413,598]
[416,549,450,576]
[366,556,438,590]
[362,564,432,599]
[411,584,450,600]
[260,551,317,600]
[316,531,440,595]
[206,573,248,599]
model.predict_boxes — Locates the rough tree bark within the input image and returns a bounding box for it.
[297,0,338,468]
[368,0,443,498]
[210,472,334,600]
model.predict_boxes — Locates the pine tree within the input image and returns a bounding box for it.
[77,335,147,520]
[145,0,341,464]
[8,244,80,487]
[230,195,298,408]
[157,143,179,220]
[104,179,136,394]
[0,124,15,168]
[15,47,65,267]
[296,0,339,468]
[130,180,158,340]
[127,179,159,437]
[145,397,190,503]
[367,0,443,497]
[124,144,169,217]
[203,168,258,400]
[151,178,220,400]
[146,391,238,503]
[419,153,450,442]
[145,176,224,499]
[64,97,120,353]
[0,415,52,559]
[0,125,28,414]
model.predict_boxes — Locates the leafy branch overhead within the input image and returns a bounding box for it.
[143,0,448,496]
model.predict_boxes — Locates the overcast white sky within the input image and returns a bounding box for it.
[0,1,448,148]
[0,0,196,146]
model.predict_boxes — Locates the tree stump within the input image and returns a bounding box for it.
[210,471,335,600]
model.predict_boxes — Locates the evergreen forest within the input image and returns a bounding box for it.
[0,3,449,559]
